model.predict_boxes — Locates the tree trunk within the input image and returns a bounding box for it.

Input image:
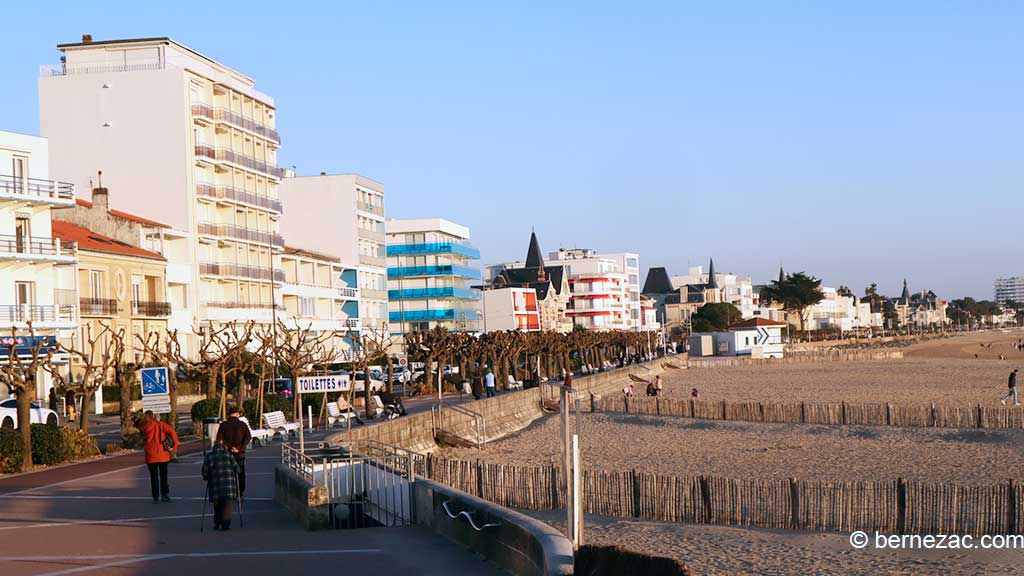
[362,357,375,418]
[78,386,91,433]
[167,366,179,434]
[118,366,137,445]
[17,386,33,470]
[206,370,217,399]
[424,354,436,394]
[219,367,228,419]
[386,355,394,393]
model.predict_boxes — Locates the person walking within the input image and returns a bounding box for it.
[484,368,496,398]
[140,410,179,503]
[202,440,240,531]
[215,406,251,497]
[1002,369,1020,406]
[48,387,58,413]
[655,375,664,397]
[65,388,76,424]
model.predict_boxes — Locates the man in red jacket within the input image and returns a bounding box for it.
[215,406,251,495]
[140,410,179,503]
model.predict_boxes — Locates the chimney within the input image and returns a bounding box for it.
[82,34,93,44]
[92,187,109,212]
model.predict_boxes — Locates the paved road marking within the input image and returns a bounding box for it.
[8,548,385,576]
[1,464,148,496]
[4,495,274,501]
[0,510,271,531]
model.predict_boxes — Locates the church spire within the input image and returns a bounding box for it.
[900,279,910,303]
[525,229,544,269]
[777,266,785,285]
[706,258,719,289]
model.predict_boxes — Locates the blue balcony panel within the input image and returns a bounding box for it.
[389,309,480,322]
[387,242,480,259]
[387,265,481,280]
[388,287,479,300]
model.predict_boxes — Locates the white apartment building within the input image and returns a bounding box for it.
[0,131,77,401]
[596,252,642,329]
[39,37,284,355]
[995,277,1024,305]
[481,286,540,332]
[278,246,359,360]
[279,174,387,332]
[386,218,481,333]
[547,249,632,331]
[671,264,756,318]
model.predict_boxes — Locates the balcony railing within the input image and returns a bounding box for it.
[386,241,480,259]
[80,298,118,316]
[343,318,361,329]
[0,304,75,323]
[0,235,76,258]
[0,175,75,202]
[41,62,165,76]
[193,146,283,178]
[387,287,479,300]
[131,301,172,317]
[197,222,284,247]
[202,301,282,310]
[200,262,285,282]
[191,103,215,122]
[213,107,281,143]
[196,183,282,212]
[389,308,480,322]
[337,287,359,299]
[356,201,384,217]
[387,264,481,280]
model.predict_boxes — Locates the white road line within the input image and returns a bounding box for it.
[1,464,148,496]
[4,495,273,501]
[12,549,385,576]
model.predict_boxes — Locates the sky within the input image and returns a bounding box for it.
[1,1,1020,300]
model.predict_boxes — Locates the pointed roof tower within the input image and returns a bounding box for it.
[777,266,785,284]
[706,258,719,289]
[900,279,911,303]
[525,229,544,269]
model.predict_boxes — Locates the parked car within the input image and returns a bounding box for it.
[262,378,293,398]
[391,366,412,384]
[0,398,59,428]
[352,371,385,393]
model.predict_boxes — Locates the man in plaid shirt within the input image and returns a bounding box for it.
[202,440,240,531]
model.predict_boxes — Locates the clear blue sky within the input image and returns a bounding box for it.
[2,1,1020,300]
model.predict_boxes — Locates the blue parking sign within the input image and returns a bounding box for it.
[141,367,169,396]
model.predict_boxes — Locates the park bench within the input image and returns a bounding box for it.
[261,410,299,438]
[326,401,360,428]
[238,416,271,446]
[506,374,524,390]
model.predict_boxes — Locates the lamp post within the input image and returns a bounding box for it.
[268,214,280,385]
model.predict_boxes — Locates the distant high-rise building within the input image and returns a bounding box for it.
[995,277,1024,305]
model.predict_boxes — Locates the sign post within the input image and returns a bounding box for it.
[140,367,171,415]
[296,374,350,454]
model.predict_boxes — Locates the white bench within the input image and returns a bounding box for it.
[261,410,300,438]
[326,401,358,427]
[506,374,524,390]
[238,416,271,446]
[367,395,386,418]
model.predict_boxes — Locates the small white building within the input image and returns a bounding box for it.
[688,318,786,359]
[481,286,540,332]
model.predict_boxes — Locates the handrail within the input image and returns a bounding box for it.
[442,500,501,530]
[432,403,486,448]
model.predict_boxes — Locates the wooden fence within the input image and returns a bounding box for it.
[685,349,903,368]
[594,396,1024,430]
[423,455,1022,536]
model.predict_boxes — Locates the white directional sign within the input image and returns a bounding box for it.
[297,374,350,394]
[140,367,170,396]
[143,395,172,415]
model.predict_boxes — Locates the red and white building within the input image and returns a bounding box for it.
[481,286,540,332]
[566,272,631,330]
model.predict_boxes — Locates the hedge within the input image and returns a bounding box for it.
[0,424,93,474]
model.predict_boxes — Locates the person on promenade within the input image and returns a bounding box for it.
[655,375,664,397]
[48,387,58,413]
[202,440,240,531]
[484,368,496,398]
[65,388,76,423]
[215,406,251,496]
[471,372,483,400]
[623,383,634,397]
[1002,369,1020,406]
[140,410,179,503]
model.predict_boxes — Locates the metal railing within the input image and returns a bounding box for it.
[191,103,214,122]
[356,201,384,217]
[0,175,75,201]
[0,304,75,323]
[337,287,359,299]
[431,403,487,448]
[0,235,76,257]
[213,107,281,143]
[202,301,281,310]
[80,298,118,316]
[197,222,284,247]
[195,183,282,212]
[344,318,361,329]
[131,300,172,317]
[41,62,165,76]
[200,262,284,282]
[193,145,283,178]
[281,443,316,482]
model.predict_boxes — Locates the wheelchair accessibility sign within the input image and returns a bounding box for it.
[141,367,170,396]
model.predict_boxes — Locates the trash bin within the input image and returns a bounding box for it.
[204,417,222,449]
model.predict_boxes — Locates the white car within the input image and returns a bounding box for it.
[353,372,386,393]
[0,398,59,428]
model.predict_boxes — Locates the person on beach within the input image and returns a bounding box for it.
[202,440,240,531]
[623,383,634,397]
[691,388,700,398]
[484,367,496,398]
[140,410,179,503]
[646,381,657,397]
[655,375,663,397]
[1003,369,1020,406]
[215,406,251,496]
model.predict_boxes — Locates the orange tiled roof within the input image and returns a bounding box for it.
[75,198,170,228]
[728,317,788,329]
[52,220,165,260]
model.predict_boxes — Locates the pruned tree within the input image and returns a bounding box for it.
[344,321,398,417]
[0,323,53,470]
[135,329,188,432]
[45,322,118,433]
[192,322,255,417]
[274,320,339,421]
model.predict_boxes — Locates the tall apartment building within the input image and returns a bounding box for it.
[39,37,283,355]
[595,252,641,329]
[995,277,1024,305]
[546,248,632,331]
[278,174,386,333]
[278,245,360,359]
[0,131,78,401]
[386,218,481,333]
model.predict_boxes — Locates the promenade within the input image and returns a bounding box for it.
[0,437,502,576]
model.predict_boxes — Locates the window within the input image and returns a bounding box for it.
[300,297,316,317]
[15,282,34,306]
[15,216,30,253]
[132,276,143,305]
[12,157,26,190]
[89,271,103,299]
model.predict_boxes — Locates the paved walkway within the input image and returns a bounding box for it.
[0,439,502,576]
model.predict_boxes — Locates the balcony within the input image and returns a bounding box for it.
[0,175,75,204]
[131,300,172,317]
[357,227,385,244]
[337,287,359,299]
[193,145,283,178]
[359,255,387,269]
[356,201,384,217]
[196,183,282,212]
[197,222,284,247]
[386,242,480,260]
[388,287,479,300]
[213,107,281,144]
[80,298,118,316]
[387,264,481,280]
[389,309,480,322]
[0,235,77,262]
[344,318,361,329]
[200,262,285,282]
[191,103,215,123]
[202,301,282,310]
[361,288,388,301]
[0,304,76,325]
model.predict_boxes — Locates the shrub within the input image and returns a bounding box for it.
[242,394,293,421]
[190,399,221,422]
[0,427,23,474]
[102,383,141,403]
[31,424,69,466]
[61,427,100,461]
